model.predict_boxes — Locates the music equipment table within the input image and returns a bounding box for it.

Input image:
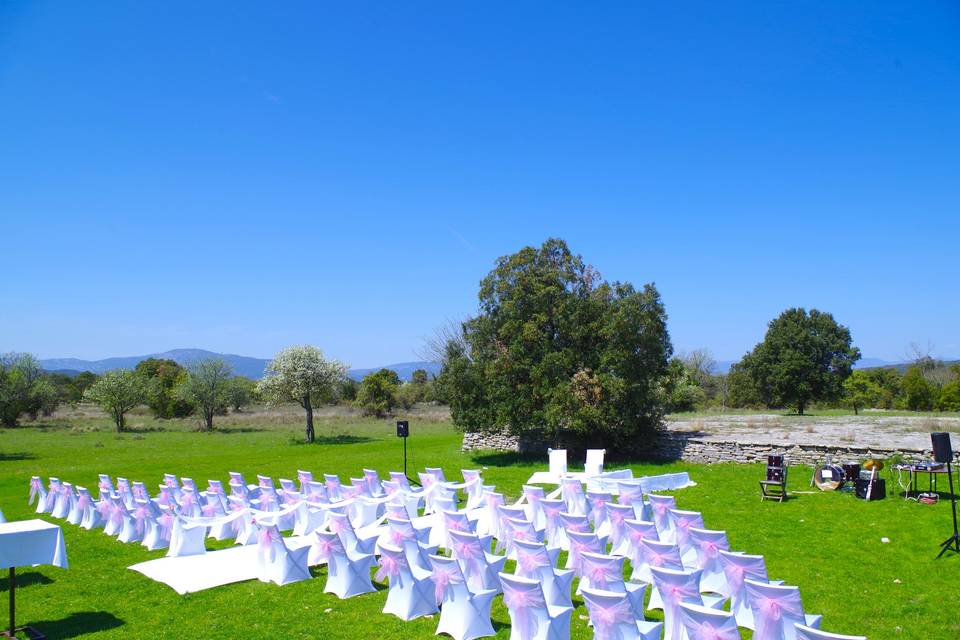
[892,463,959,501]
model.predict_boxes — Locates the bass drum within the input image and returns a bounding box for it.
[814,464,844,491]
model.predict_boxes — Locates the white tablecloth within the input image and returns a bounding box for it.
[0,519,68,569]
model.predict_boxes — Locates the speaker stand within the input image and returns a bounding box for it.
[936,462,960,558]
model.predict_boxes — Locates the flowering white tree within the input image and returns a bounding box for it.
[256,346,347,443]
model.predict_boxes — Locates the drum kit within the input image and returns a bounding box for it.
[813,458,883,494]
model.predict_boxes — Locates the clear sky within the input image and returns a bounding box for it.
[2,2,958,367]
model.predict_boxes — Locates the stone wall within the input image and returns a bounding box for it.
[461,428,948,465]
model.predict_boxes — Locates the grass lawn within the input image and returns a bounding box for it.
[1,413,958,639]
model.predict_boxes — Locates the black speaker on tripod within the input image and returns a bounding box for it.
[931,432,959,558]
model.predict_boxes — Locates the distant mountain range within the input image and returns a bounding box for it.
[38,349,441,382]
[710,356,948,374]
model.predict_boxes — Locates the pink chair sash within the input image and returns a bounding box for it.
[258,526,283,560]
[313,534,344,575]
[28,477,44,505]
[503,584,546,640]
[690,621,741,640]
[661,580,702,640]
[752,594,805,640]
[516,547,549,576]
[582,557,621,591]
[376,552,407,586]
[133,505,152,534]
[431,565,463,604]
[201,503,219,517]
[452,539,484,579]
[590,597,635,640]
[158,513,174,541]
[76,493,92,511]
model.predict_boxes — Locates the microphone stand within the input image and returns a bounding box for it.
[936,461,960,558]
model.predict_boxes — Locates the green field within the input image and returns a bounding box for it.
[1,415,957,639]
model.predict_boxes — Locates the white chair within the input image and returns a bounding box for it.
[103,497,127,537]
[577,551,645,610]
[178,488,203,518]
[257,474,275,490]
[324,474,344,502]
[117,501,147,543]
[479,492,505,540]
[460,469,486,510]
[29,476,48,514]
[646,494,677,542]
[44,478,61,512]
[678,602,741,640]
[688,528,730,594]
[256,524,311,585]
[586,490,613,536]
[718,549,773,629]
[794,624,866,640]
[617,480,649,520]
[744,579,823,640]
[363,468,384,497]
[442,508,480,550]
[585,449,605,476]
[538,498,566,549]
[384,516,437,571]
[499,572,572,640]
[560,478,587,516]
[132,481,152,502]
[52,482,73,519]
[521,485,548,530]
[565,529,607,576]
[512,539,573,608]
[429,554,497,640]
[650,566,726,640]
[166,517,207,557]
[605,503,634,555]
[668,509,705,566]
[449,529,506,595]
[623,519,659,581]
[303,481,329,504]
[65,484,84,525]
[639,538,685,610]
[500,516,543,559]
[548,448,567,477]
[297,469,314,494]
[142,512,174,551]
[377,542,440,621]
[97,474,115,497]
[581,586,662,640]
[77,487,104,530]
[326,510,379,555]
[310,530,377,598]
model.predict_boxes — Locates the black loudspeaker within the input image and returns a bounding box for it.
[396,420,409,438]
[932,432,954,464]
[855,477,886,500]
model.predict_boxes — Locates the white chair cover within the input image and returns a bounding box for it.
[548,448,567,477]
[718,550,771,629]
[622,519,659,581]
[45,478,61,513]
[142,511,175,551]
[29,476,48,514]
[560,478,587,516]
[585,449,605,476]
[668,509,705,566]
[363,468,384,497]
[449,529,505,595]
[581,586,663,640]
[538,498,567,549]
[646,494,677,542]
[650,566,726,640]
[52,482,73,519]
[521,485,547,530]
[310,530,377,598]
[297,469,314,494]
[499,516,543,559]
[76,487,104,530]
[326,511,379,555]
[586,491,613,537]
[377,543,440,621]
[167,517,207,557]
[512,538,572,608]
[257,474,275,490]
[617,481,650,521]
[688,528,730,594]
[639,538,685,609]
[256,524,311,585]
[429,554,497,640]
[605,503,634,555]
[498,572,572,640]
[678,602,741,640]
[744,579,823,640]
[564,530,607,576]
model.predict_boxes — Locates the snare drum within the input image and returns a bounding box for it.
[814,464,844,491]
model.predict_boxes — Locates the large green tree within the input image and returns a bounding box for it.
[135,358,193,418]
[737,308,860,414]
[256,346,347,443]
[178,358,233,431]
[84,369,146,432]
[843,370,881,415]
[0,353,51,426]
[357,369,401,417]
[441,238,672,447]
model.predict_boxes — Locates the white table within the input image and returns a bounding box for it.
[0,519,68,639]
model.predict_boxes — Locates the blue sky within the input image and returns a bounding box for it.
[1,2,958,367]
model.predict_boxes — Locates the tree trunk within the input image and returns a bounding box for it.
[853,404,859,416]
[116,409,125,432]
[797,402,805,416]
[305,397,314,443]
[204,410,213,431]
